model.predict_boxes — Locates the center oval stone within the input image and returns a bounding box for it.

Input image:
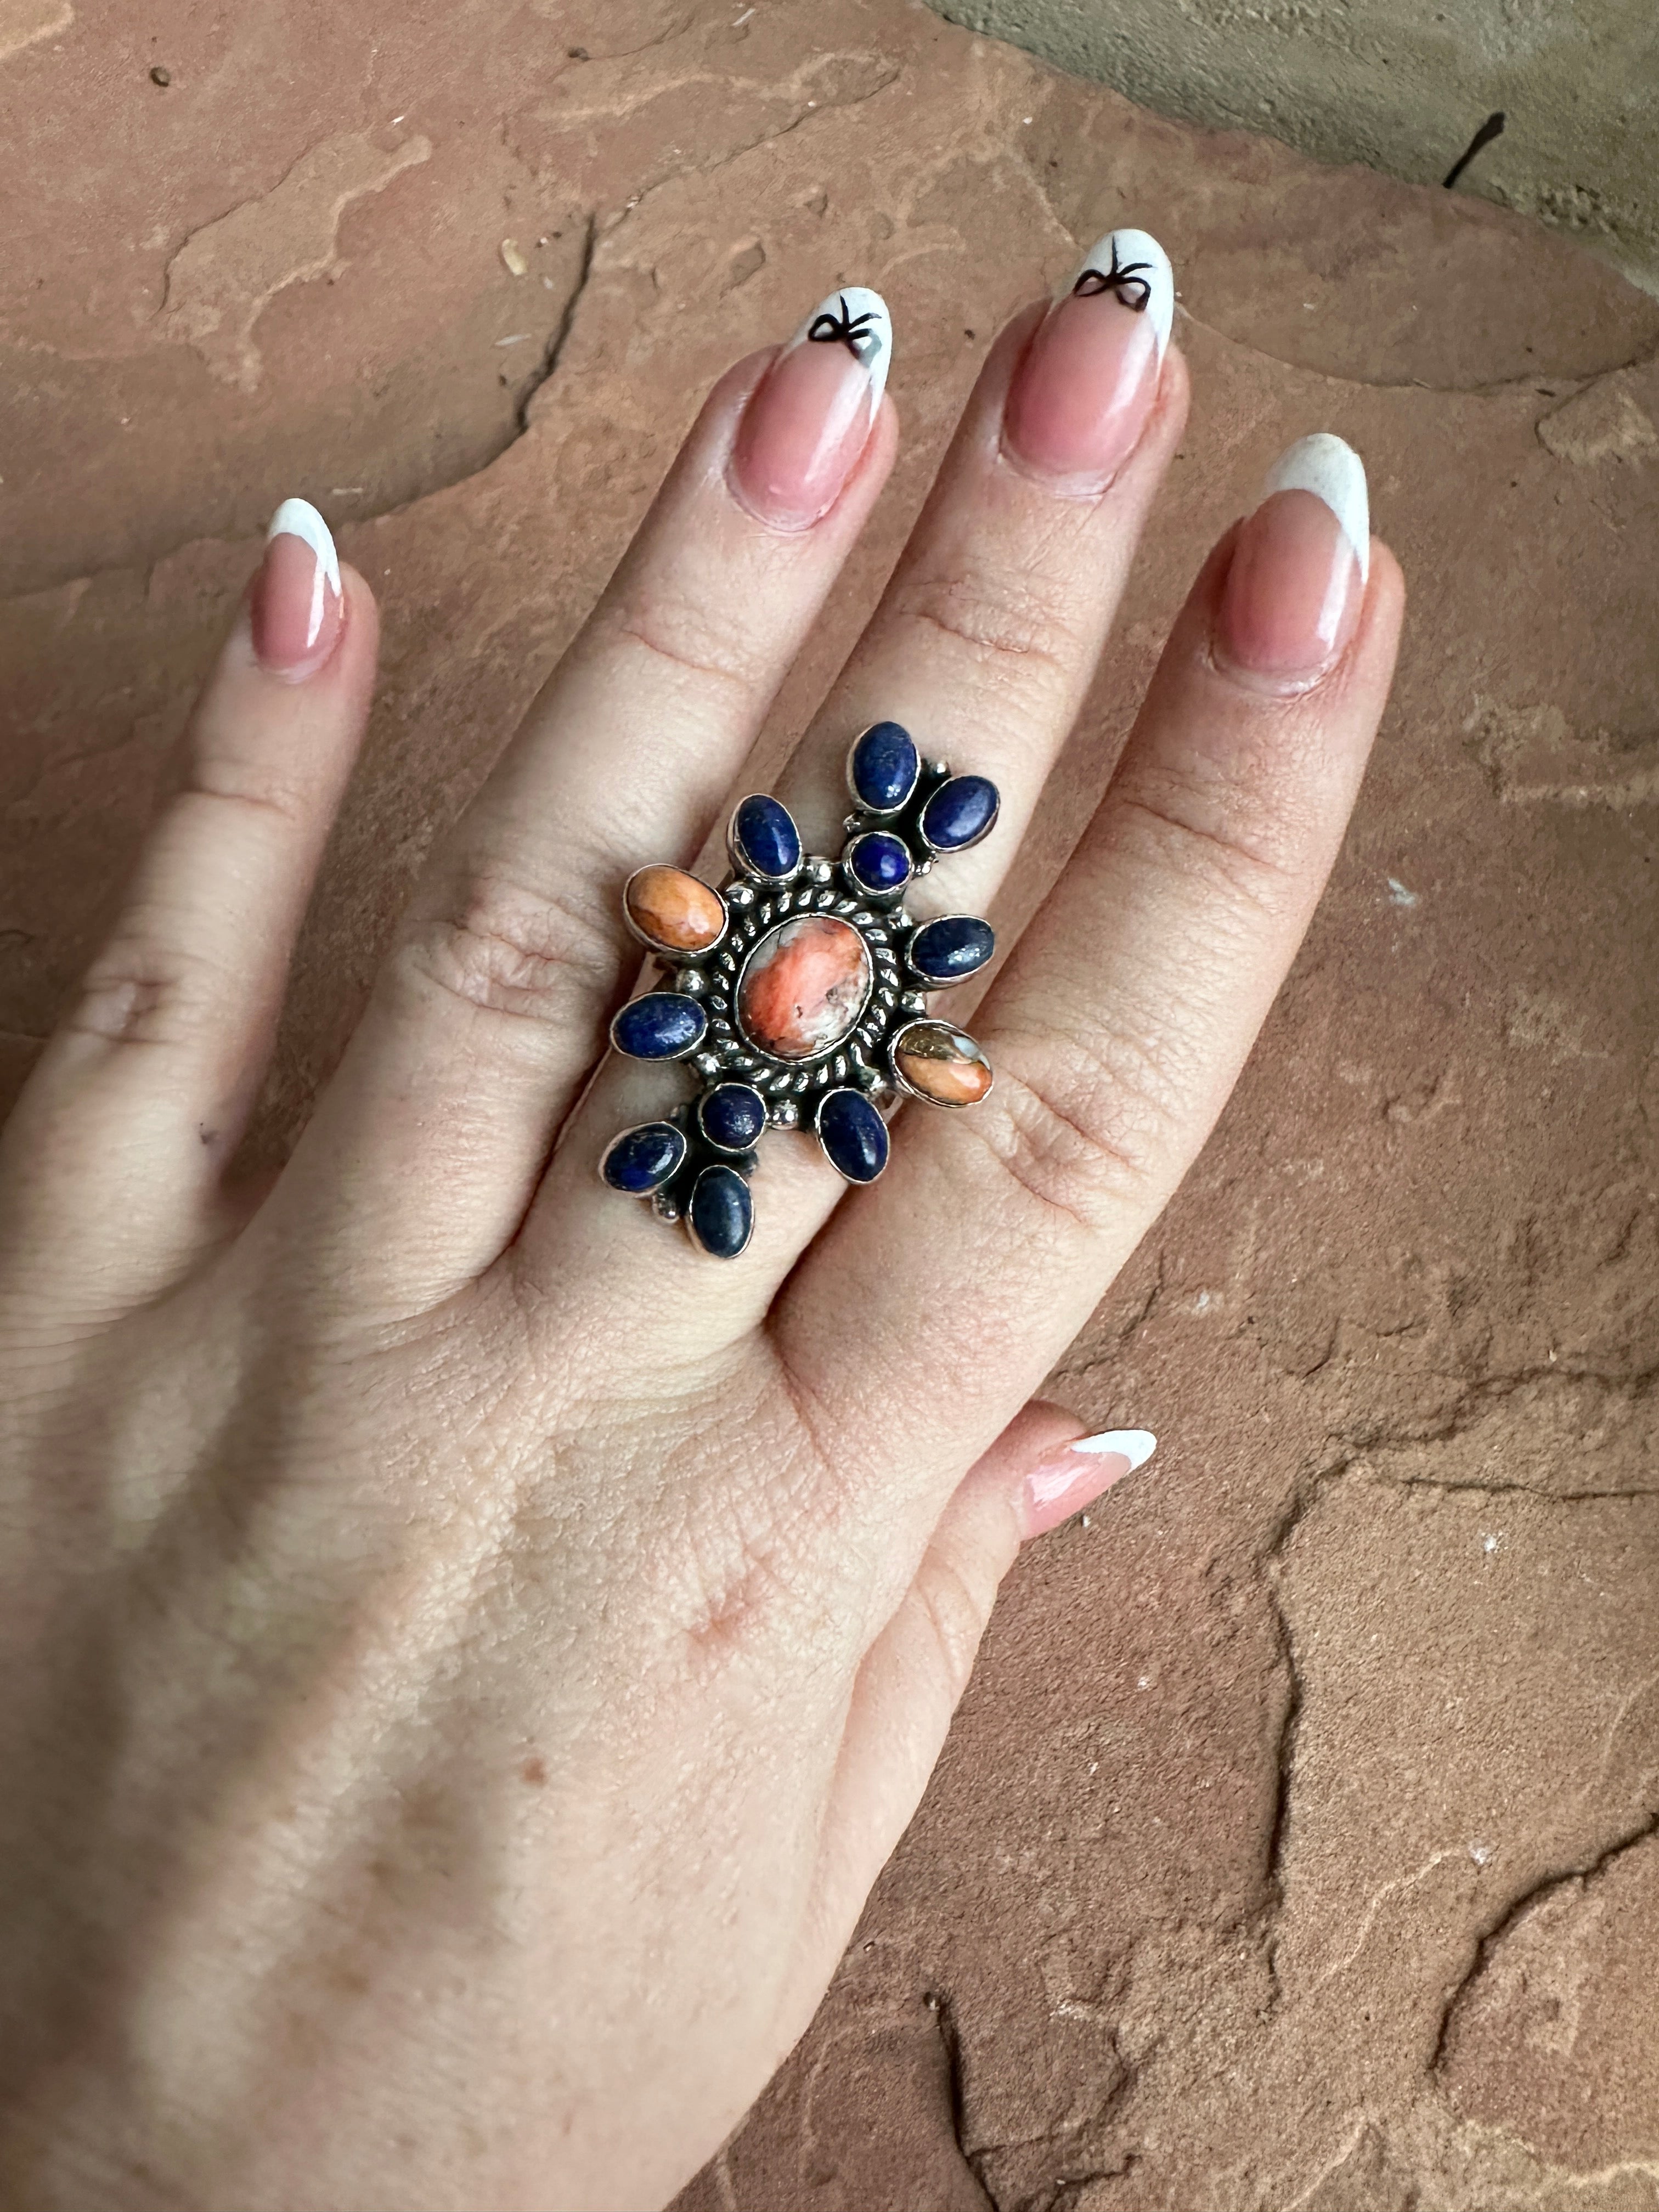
[736,915,872,1062]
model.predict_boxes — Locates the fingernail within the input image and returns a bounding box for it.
[731,286,891,530]
[250,498,345,681]
[1213,433,1369,691]
[1020,1427,1157,1540]
[1002,227,1173,490]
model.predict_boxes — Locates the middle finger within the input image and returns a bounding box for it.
[529,229,1189,1325]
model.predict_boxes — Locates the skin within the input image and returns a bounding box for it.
[0,273,1402,2210]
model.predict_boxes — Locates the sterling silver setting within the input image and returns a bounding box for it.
[601,723,1000,1258]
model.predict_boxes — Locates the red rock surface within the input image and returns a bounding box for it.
[4,2,1658,2204]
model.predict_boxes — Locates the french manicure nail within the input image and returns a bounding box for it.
[1002,227,1173,490]
[1213,432,1369,690]
[731,286,891,531]
[1020,1427,1157,1539]
[251,497,344,681]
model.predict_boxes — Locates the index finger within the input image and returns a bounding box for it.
[775,447,1406,1487]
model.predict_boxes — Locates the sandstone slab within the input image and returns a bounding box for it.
[3,2,1658,2205]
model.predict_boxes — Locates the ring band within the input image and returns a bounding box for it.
[600,722,1000,1257]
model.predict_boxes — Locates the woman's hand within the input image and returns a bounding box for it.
[0,235,1401,2211]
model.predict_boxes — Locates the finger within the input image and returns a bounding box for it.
[778,439,1406,1502]
[528,233,1189,1324]
[797,1408,1154,1982]
[276,294,900,1304]
[0,505,376,1314]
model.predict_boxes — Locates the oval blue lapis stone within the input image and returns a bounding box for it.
[845,830,912,896]
[817,1088,889,1184]
[699,1081,767,1152]
[601,1120,686,1195]
[730,793,801,881]
[687,1163,754,1259]
[611,991,708,1060]
[848,720,919,814]
[909,914,995,985]
[919,774,999,853]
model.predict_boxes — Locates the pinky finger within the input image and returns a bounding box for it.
[0,503,378,1314]
[792,1408,1153,1996]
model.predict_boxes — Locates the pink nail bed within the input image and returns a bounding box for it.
[1214,433,1369,688]
[1002,227,1173,490]
[1020,1427,1156,1539]
[251,498,343,681]
[731,286,891,531]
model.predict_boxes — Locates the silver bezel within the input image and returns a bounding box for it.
[609,990,710,1063]
[903,912,996,989]
[697,1081,769,1155]
[917,777,1002,859]
[684,1163,755,1259]
[597,1119,688,1195]
[727,794,803,886]
[841,827,914,903]
[844,720,921,819]
[811,1083,892,1184]
[887,1018,996,1108]
[620,866,729,958]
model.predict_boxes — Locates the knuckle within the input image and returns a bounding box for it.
[969,1026,1187,1238]
[65,938,225,1048]
[895,563,1081,698]
[1111,762,1317,916]
[182,763,315,834]
[912,1552,990,1712]
[396,871,618,1028]
[607,584,769,698]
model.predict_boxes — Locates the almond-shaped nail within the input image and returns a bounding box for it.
[1214,433,1369,691]
[251,498,344,682]
[1020,1427,1156,1539]
[731,286,891,531]
[1002,227,1173,490]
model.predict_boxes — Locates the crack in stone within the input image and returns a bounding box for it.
[923,1988,1000,2209]
[1392,1475,1659,1500]
[516,210,598,436]
[1295,1355,1659,1504]
[1429,1806,1659,2075]
[1260,1573,1304,2010]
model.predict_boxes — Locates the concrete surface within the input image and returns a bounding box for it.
[3,1,1658,2206]
[928,0,1659,296]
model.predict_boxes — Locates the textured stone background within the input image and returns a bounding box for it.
[928,0,1659,298]
[3,2,1658,2206]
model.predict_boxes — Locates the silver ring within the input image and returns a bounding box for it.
[600,721,1000,1258]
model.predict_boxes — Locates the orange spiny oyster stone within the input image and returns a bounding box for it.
[891,1019,993,1105]
[624,865,726,954]
[736,916,872,1062]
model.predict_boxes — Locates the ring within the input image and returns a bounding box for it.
[600,722,1000,1259]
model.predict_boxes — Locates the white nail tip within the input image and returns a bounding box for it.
[266,496,342,596]
[789,285,893,413]
[1070,1428,1158,1470]
[1064,228,1175,361]
[1261,432,1370,585]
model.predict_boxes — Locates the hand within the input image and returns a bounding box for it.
[0,235,1401,2210]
